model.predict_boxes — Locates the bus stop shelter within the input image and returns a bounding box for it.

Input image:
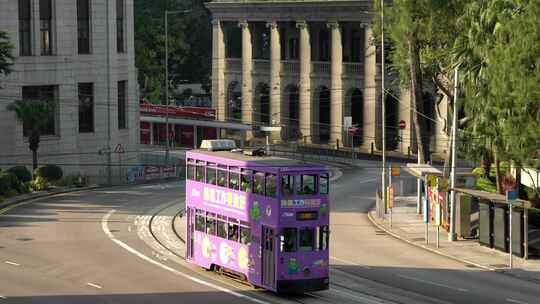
[453,188,531,259]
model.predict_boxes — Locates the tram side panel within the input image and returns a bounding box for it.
[186,180,281,289]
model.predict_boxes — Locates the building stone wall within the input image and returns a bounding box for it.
[0,0,139,183]
[207,0,449,158]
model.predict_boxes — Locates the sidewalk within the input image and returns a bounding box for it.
[369,196,540,284]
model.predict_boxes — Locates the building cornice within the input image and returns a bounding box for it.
[206,0,373,22]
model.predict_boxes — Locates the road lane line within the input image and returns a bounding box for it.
[507,298,528,304]
[397,274,469,292]
[102,210,270,304]
[4,261,20,266]
[330,256,371,269]
[0,295,6,299]
[87,283,102,289]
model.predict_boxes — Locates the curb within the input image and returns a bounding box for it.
[0,185,100,214]
[366,209,497,272]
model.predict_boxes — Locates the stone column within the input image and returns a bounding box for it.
[211,19,226,121]
[328,21,343,147]
[267,21,281,140]
[239,20,253,127]
[363,24,377,150]
[297,21,312,143]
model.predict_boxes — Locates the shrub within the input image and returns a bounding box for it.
[29,176,49,191]
[34,165,63,182]
[0,171,21,195]
[8,166,32,183]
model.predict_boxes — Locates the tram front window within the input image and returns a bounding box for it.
[280,228,297,252]
[299,228,315,251]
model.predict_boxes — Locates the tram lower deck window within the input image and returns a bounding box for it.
[280,228,297,252]
[316,225,329,251]
[195,215,205,232]
[240,226,251,245]
[299,228,315,251]
[217,220,227,238]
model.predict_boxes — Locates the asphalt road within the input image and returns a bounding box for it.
[1,162,540,304]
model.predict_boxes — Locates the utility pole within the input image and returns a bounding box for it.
[449,68,458,241]
[381,0,387,211]
[106,0,112,185]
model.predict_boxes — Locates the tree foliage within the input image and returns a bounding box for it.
[135,0,212,103]
[0,31,15,78]
[7,100,53,170]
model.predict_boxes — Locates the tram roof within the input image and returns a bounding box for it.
[187,150,328,171]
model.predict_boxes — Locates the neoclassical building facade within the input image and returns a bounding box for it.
[206,0,448,155]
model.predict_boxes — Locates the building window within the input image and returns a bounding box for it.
[116,0,125,53]
[40,0,53,56]
[77,0,90,54]
[22,86,57,136]
[319,29,329,61]
[18,0,32,56]
[117,80,127,129]
[289,38,299,60]
[78,83,94,133]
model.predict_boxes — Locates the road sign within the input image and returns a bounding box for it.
[347,127,359,136]
[391,164,400,177]
[344,116,352,128]
[387,185,394,209]
[399,120,406,130]
[506,190,517,201]
[114,144,125,154]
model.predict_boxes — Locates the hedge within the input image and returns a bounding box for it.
[8,166,32,183]
[34,165,63,182]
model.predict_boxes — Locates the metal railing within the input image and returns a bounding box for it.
[312,61,331,74]
[343,62,364,76]
[282,60,300,74]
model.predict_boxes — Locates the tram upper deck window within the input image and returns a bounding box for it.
[299,175,317,195]
[280,228,297,252]
[196,161,205,182]
[299,228,315,251]
[266,173,277,197]
[187,159,195,180]
[320,173,329,194]
[229,166,240,190]
[253,171,265,195]
[241,169,252,192]
[281,175,294,195]
[217,165,227,187]
[207,163,217,185]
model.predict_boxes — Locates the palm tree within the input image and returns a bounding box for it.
[7,100,53,170]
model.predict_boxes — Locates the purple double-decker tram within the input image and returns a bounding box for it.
[185,148,330,293]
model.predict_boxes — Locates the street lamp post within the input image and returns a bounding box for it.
[165,9,191,162]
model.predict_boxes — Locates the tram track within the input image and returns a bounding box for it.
[144,202,419,304]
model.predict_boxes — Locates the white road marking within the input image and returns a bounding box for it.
[0,295,6,299]
[357,178,378,184]
[397,274,469,292]
[102,210,270,304]
[4,261,20,266]
[507,298,529,304]
[87,282,102,289]
[330,256,371,269]
[127,225,132,232]
[331,287,388,304]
